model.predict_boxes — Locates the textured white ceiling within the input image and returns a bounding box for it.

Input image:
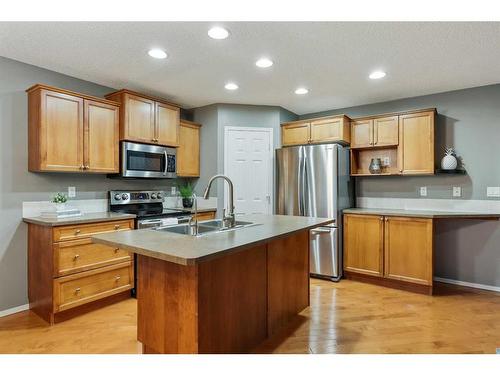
[1,22,500,115]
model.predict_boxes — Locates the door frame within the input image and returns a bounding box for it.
[223,126,274,215]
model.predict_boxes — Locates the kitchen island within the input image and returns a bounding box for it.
[92,214,332,354]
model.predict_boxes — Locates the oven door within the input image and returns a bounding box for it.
[121,141,176,178]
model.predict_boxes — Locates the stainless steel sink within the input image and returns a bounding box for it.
[153,219,259,236]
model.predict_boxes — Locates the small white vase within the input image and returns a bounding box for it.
[55,203,67,211]
[441,154,458,170]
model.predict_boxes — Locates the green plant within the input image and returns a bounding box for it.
[51,192,68,204]
[178,182,194,199]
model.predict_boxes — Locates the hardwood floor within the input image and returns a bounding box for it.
[0,279,498,354]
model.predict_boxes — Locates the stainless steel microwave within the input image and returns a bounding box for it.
[119,141,176,178]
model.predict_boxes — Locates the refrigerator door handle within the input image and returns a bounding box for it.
[297,148,305,216]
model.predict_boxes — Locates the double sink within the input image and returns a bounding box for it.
[154,219,259,237]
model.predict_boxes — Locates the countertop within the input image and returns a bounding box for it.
[22,212,136,226]
[92,214,333,265]
[343,208,500,219]
[168,207,217,214]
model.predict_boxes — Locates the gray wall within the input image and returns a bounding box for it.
[300,84,500,200]
[300,84,500,287]
[0,57,179,311]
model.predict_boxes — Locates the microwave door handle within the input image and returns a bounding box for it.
[163,150,168,175]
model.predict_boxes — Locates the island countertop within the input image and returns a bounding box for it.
[92,214,333,265]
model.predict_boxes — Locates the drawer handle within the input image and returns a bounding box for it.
[114,247,120,253]
[115,275,121,281]
[73,254,80,261]
[75,288,81,294]
[114,225,120,230]
[74,229,81,235]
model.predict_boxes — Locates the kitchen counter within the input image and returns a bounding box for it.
[169,207,217,214]
[343,208,500,219]
[93,214,332,265]
[22,212,136,226]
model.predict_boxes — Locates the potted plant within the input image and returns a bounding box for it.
[178,182,194,208]
[52,192,68,211]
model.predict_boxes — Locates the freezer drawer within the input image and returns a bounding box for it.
[310,226,341,281]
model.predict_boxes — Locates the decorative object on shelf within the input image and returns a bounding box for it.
[51,192,68,211]
[441,147,458,170]
[179,182,194,208]
[368,158,382,174]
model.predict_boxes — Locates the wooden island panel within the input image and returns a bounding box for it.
[137,230,310,354]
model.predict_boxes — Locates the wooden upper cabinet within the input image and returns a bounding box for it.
[281,121,310,146]
[84,100,119,173]
[350,119,373,148]
[384,216,433,285]
[309,116,350,144]
[105,89,181,147]
[281,115,350,146]
[123,94,155,143]
[177,120,201,177]
[373,116,398,146]
[344,214,384,277]
[155,102,180,147]
[27,84,119,173]
[399,111,435,174]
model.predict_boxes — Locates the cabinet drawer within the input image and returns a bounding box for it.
[53,220,133,242]
[54,262,133,312]
[54,238,131,277]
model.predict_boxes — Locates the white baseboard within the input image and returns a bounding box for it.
[0,303,29,318]
[434,277,500,293]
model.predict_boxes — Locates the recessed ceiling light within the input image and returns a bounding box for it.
[224,82,239,90]
[208,26,229,40]
[294,87,309,95]
[369,70,386,79]
[255,58,273,68]
[148,48,167,59]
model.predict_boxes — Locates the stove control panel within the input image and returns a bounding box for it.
[109,190,165,205]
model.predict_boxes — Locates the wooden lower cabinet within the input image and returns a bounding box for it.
[194,210,216,222]
[28,219,135,324]
[343,213,434,294]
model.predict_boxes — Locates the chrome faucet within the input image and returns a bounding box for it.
[203,174,235,228]
[188,193,198,236]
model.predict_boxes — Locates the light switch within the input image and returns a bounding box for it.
[171,186,177,195]
[420,186,427,197]
[452,186,461,197]
[68,186,76,198]
[487,186,500,197]
[382,157,391,167]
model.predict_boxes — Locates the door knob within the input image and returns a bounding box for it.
[73,254,80,261]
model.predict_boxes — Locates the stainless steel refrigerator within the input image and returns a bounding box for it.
[276,144,353,281]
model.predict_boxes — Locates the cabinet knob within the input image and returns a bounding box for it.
[84,165,90,170]
[114,247,120,253]
[115,275,121,281]
[74,229,81,235]
[114,224,120,230]
[79,164,85,170]
[380,217,383,221]
[75,288,81,294]
[73,254,80,261]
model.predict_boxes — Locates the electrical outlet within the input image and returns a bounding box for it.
[452,186,461,197]
[171,186,177,195]
[382,157,390,167]
[68,186,76,198]
[487,186,500,197]
[420,186,427,197]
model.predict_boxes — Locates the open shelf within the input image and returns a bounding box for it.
[350,146,400,176]
[436,169,466,175]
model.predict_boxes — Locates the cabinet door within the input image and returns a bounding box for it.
[373,116,398,146]
[350,119,373,148]
[384,217,433,285]
[344,214,384,277]
[123,94,155,143]
[155,102,180,147]
[84,100,119,173]
[310,117,349,144]
[281,122,310,146]
[177,121,200,177]
[399,111,435,174]
[39,90,84,171]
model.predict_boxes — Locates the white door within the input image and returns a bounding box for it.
[224,127,273,216]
